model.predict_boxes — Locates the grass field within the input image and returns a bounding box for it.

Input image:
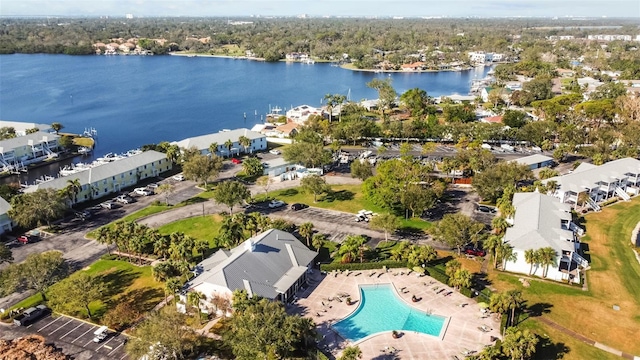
[258,184,432,232]
[6,259,163,324]
[487,197,640,357]
[157,214,224,249]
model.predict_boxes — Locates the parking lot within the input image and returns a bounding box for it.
[25,314,128,360]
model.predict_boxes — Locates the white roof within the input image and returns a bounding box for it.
[0,131,59,151]
[514,154,553,166]
[24,151,167,192]
[504,192,574,253]
[172,128,264,151]
[544,157,640,194]
[0,120,52,134]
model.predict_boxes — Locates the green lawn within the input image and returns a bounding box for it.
[257,184,431,232]
[86,204,173,239]
[5,259,164,324]
[157,214,224,247]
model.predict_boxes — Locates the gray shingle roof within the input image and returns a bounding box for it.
[188,229,317,300]
[504,192,574,253]
[173,128,264,151]
[0,131,59,151]
[545,158,640,194]
[25,150,167,192]
[0,196,11,215]
[0,121,52,134]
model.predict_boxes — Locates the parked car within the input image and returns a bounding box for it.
[291,203,308,211]
[476,205,497,214]
[93,326,109,343]
[75,210,92,220]
[268,199,285,208]
[147,183,159,190]
[269,149,281,155]
[172,174,185,181]
[100,201,115,210]
[231,158,242,164]
[115,195,133,204]
[13,305,49,326]
[17,235,35,244]
[464,248,487,257]
[134,187,153,196]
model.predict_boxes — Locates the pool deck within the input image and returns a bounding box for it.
[288,268,501,359]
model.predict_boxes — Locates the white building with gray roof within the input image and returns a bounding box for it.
[0,120,53,136]
[543,157,640,210]
[187,229,317,304]
[514,154,554,170]
[0,131,60,171]
[503,192,587,284]
[0,196,14,235]
[172,128,266,157]
[24,150,171,204]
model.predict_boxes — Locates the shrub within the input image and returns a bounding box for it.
[602,198,619,207]
[320,260,407,272]
[424,265,449,284]
[459,287,473,298]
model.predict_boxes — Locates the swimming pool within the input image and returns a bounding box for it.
[332,284,446,342]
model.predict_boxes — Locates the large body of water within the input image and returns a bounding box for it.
[1,54,490,157]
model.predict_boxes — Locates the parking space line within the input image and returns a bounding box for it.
[72,325,96,343]
[48,318,74,335]
[120,354,128,360]
[108,342,124,356]
[83,338,95,348]
[60,323,84,339]
[97,336,117,350]
[37,316,63,332]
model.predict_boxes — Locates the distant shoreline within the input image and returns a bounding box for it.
[168,52,266,61]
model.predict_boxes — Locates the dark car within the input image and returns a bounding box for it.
[465,248,487,257]
[291,203,308,211]
[476,205,497,214]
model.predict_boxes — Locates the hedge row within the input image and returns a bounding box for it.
[320,260,408,272]
[425,265,449,284]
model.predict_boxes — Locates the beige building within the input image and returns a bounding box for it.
[25,151,171,204]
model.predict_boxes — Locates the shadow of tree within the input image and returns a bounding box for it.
[537,335,570,359]
[180,197,207,206]
[323,190,355,202]
[97,269,137,298]
[279,188,299,197]
[526,302,553,317]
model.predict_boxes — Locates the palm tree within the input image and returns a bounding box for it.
[450,268,472,290]
[484,235,503,269]
[51,122,64,134]
[538,247,557,278]
[187,291,205,324]
[152,262,172,282]
[524,249,537,276]
[491,216,510,235]
[65,178,82,207]
[298,222,314,247]
[165,144,181,164]
[208,142,219,157]
[157,183,175,205]
[95,226,113,255]
[502,327,538,360]
[504,289,524,327]
[219,215,246,248]
[153,234,171,259]
[238,135,251,154]
[498,242,517,270]
[224,139,234,157]
[445,259,462,278]
[312,233,326,251]
[194,237,209,261]
[165,277,183,304]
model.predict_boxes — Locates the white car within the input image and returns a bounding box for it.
[115,195,132,204]
[173,174,185,181]
[100,201,114,209]
[268,200,285,208]
[134,187,153,196]
[269,149,281,155]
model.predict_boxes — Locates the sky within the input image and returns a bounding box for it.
[1,0,639,18]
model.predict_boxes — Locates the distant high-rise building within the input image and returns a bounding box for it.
[125,14,134,19]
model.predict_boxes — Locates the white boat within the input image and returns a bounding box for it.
[78,147,92,155]
[96,153,117,162]
[303,58,315,64]
[124,149,142,157]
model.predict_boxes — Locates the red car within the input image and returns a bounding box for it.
[231,158,242,164]
[465,248,486,257]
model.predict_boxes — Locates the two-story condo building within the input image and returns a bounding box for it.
[0,120,53,136]
[503,192,588,284]
[0,197,14,235]
[543,158,640,211]
[0,131,60,172]
[24,151,171,204]
[172,128,266,157]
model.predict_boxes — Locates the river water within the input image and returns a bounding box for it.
[0,54,490,184]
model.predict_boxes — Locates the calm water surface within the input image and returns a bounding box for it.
[0,54,490,156]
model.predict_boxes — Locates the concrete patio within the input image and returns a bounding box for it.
[288,268,501,359]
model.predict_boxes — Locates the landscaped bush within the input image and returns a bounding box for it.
[424,265,449,284]
[459,287,473,298]
[602,198,619,207]
[320,260,408,272]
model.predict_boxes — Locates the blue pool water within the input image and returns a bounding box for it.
[332,284,446,342]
